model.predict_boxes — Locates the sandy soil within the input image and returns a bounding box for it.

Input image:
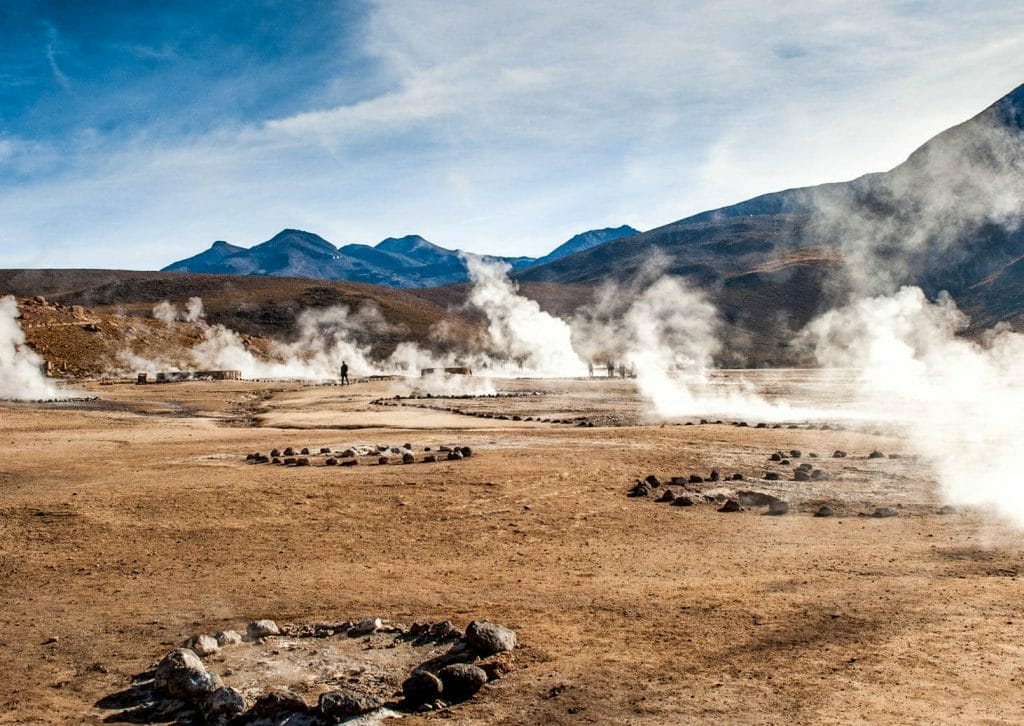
[1,375,1023,724]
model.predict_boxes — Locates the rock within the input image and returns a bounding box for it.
[780,459,791,466]
[437,663,488,702]
[283,457,296,465]
[295,457,310,466]
[671,496,694,507]
[871,507,898,518]
[797,462,812,471]
[657,489,676,503]
[341,459,358,466]
[403,443,413,449]
[348,617,382,637]
[737,491,782,506]
[424,454,437,463]
[402,671,443,705]
[688,474,704,484]
[214,630,242,647]
[402,452,415,464]
[271,457,281,465]
[709,469,720,482]
[205,686,246,719]
[628,481,651,497]
[378,456,390,465]
[319,447,331,454]
[447,450,464,460]
[246,619,280,640]
[390,447,402,454]
[767,501,790,515]
[439,446,452,452]
[183,634,219,657]
[465,620,517,656]
[341,449,355,458]
[245,689,309,719]
[154,648,219,698]
[832,450,847,458]
[764,472,780,481]
[270,449,281,457]
[789,449,801,458]
[318,688,383,718]
[814,506,834,517]
[300,447,310,455]
[430,620,463,640]
[644,474,662,488]
[460,446,473,458]
[326,457,338,466]
[718,499,742,513]
[811,469,829,481]
[478,654,515,681]
[770,453,782,462]
[938,505,956,515]
[283,447,295,456]
[868,450,885,459]
[730,473,745,481]
[794,469,810,482]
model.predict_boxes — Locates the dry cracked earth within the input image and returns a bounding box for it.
[1,375,1023,724]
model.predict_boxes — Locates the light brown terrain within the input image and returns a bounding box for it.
[1,376,1023,724]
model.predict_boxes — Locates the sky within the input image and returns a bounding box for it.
[2,1,1024,269]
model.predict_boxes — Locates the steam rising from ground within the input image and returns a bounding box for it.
[0,296,68,400]
[153,297,204,323]
[801,287,1024,526]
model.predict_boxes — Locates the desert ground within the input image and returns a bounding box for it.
[2,373,1023,724]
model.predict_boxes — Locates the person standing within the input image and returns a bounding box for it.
[340,360,349,385]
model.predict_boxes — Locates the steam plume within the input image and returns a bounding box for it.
[0,296,67,400]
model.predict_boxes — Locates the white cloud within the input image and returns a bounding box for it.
[3,1,1024,267]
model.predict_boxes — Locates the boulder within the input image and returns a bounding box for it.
[246,619,280,640]
[871,507,898,518]
[764,472,780,481]
[320,447,331,454]
[938,505,956,515]
[244,689,309,719]
[657,489,676,503]
[718,499,742,513]
[378,456,390,465]
[205,686,246,719]
[628,481,651,497]
[437,663,488,702]
[348,617,382,637]
[318,688,382,718]
[283,447,295,456]
[295,457,310,466]
[402,671,443,705]
[424,455,437,463]
[766,501,790,515]
[183,634,219,657]
[460,446,473,458]
[154,649,219,699]
[688,474,703,484]
[644,474,662,488]
[325,457,338,466]
[709,469,720,482]
[810,469,829,481]
[814,506,834,517]
[671,496,694,507]
[794,469,810,482]
[730,473,745,481]
[832,450,847,458]
[447,450,464,460]
[402,452,415,464]
[270,449,281,457]
[300,447,310,455]
[341,459,358,466]
[465,620,517,656]
[341,449,356,458]
[769,453,782,462]
[214,630,242,647]
[789,449,801,458]
[737,491,782,506]
[868,450,885,459]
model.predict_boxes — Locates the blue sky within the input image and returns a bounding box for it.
[2,1,1024,268]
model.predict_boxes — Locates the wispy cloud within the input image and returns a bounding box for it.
[2,1,1024,268]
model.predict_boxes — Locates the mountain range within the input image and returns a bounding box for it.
[163,226,639,288]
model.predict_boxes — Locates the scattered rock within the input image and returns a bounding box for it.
[718,499,742,513]
[300,447,310,455]
[317,688,383,718]
[644,474,661,488]
[270,449,281,457]
[154,649,220,698]
[448,450,465,460]
[671,496,694,507]
[214,630,242,647]
[205,686,246,719]
[460,446,473,458]
[709,469,720,482]
[730,473,745,481]
[868,450,885,459]
[341,449,355,458]
[769,453,782,462]
[465,620,517,656]
[245,689,309,719]
[378,456,390,465]
[325,457,338,466]
[320,447,331,454]
[832,450,847,458]
[763,472,780,481]
[794,469,810,482]
[688,474,704,484]
[938,505,956,515]
[789,449,801,458]
[437,663,488,702]
[423,455,437,463]
[183,634,219,657]
[657,489,676,503]
[282,457,296,465]
[810,469,829,481]
[295,457,310,467]
[402,671,443,705]
[814,506,834,517]
[402,452,415,464]
[628,481,651,497]
[737,491,782,506]
[348,617,382,637]
[246,619,280,640]
[283,447,295,456]
[766,501,790,515]
[871,507,898,518]
[341,459,358,467]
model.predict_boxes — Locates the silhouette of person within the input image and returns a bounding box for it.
[619,362,626,379]
[606,361,614,377]
[588,361,594,378]
[340,361,349,385]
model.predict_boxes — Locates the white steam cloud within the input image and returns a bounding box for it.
[152,297,205,323]
[0,296,69,400]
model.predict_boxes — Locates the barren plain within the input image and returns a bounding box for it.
[2,374,1023,724]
